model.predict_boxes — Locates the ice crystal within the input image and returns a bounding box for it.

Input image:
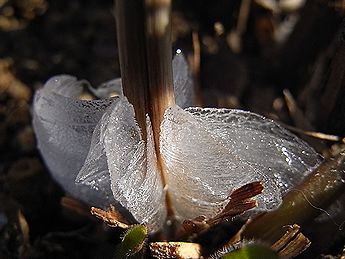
[32,54,321,232]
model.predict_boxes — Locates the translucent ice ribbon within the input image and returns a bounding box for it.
[32,53,321,231]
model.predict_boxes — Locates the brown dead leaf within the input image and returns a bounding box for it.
[207,181,263,226]
[178,181,263,239]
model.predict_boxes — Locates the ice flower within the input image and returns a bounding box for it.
[32,53,321,232]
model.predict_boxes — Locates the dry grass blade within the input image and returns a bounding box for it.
[280,100,345,155]
[283,89,309,128]
[150,241,201,259]
[18,210,30,244]
[115,0,176,219]
[283,125,342,142]
[283,89,327,151]
[90,206,130,229]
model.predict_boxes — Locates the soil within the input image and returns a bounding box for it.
[0,0,344,258]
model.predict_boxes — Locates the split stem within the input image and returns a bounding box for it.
[115,0,175,217]
[115,0,149,139]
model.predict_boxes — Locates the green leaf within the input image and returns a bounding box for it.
[116,224,148,258]
[220,245,279,259]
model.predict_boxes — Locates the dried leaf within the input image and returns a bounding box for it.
[208,181,264,226]
[179,182,263,238]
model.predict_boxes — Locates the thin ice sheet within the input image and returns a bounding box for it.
[77,97,166,231]
[172,52,193,108]
[160,106,321,220]
[32,75,116,207]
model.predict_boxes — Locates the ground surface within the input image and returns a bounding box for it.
[0,0,344,258]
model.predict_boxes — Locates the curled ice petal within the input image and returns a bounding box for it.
[77,97,166,231]
[173,52,194,108]
[160,106,321,220]
[88,78,123,98]
[74,102,118,206]
[32,75,116,207]
[43,75,85,97]
[83,52,193,104]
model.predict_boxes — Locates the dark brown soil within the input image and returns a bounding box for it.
[0,0,344,258]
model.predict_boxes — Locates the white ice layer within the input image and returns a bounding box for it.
[32,53,192,224]
[32,75,116,207]
[88,78,123,98]
[172,52,193,108]
[33,53,321,232]
[77,97,166,231]
[160,106,321,220]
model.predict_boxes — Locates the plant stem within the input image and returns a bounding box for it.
[115,0,175,217]
[115,0,174,139]
[144,0,175,219]
[115,0,149,139]
[144,0,175,148]
[242,151,345,244]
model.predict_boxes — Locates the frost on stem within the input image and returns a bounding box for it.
[32,54,321,232]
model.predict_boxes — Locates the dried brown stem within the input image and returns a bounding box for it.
[145,0,175,143]
[144,0,175,218]
[115,0,149,139]
[242,151,345,244]
[115,0,175,217]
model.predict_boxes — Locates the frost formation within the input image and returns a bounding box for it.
[33,53,321,232]
[160,106,320,220]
